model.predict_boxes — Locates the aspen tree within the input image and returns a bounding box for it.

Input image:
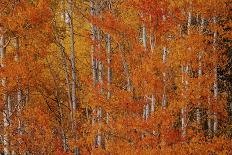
[0,28,11,155]
[212,16,218,134]
[67,0,79,153]
[196,17,205,126]
[181,10,192,139]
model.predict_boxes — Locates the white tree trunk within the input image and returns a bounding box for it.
[196,17,205,125]
[14,37,24,155]
[90,1,98,148]
[162,47,167,108]
[97,29,103,93]
[67,0,78,153]
[90,0,98,86]
[180,11,192,139]
[181,107,187,138]
[106,34,112,99]
[213,16,218,134]
[1,33,9,155]
[141,20,150,120]
[142,24,147,49]
[187,12,192,35]
[161,14,168,109]
[68,0,77,115]
[181,66,189,139]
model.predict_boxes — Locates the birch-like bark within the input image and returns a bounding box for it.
[106,34,112,99]
[96,1,105,148]
[14,37,23,134]
[96,107,102,147]
[196,17,205,125]
[67,0,78,153]
[90,0,99,149]
[106,33,111,139]
[187,12,192,36]
[150,95,155,113]
[7,95,12,153]
[162,15,168,109]
[143,104,149,121]
[90,1,107,148]
[96,1,103,92]
[102,1,113,148]
[143,16,156,118]
[68,0,78,116]
[145,95,155,115]
[96,129,102,148]
[181,107,187,138]
[90,1,99,148]
[141,20,151,119]
[1,32,9,155]
[97,30,103,93]
[213,17,218,134]
[181,66,188,139]
[90,0,98,86]
[181,11,192,139]
[142,23,147,49]
[162,47,167,108]
[14,37,23,155]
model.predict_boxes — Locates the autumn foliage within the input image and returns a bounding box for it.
[0,0,231,154]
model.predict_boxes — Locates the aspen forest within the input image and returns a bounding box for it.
[0,0,231,154]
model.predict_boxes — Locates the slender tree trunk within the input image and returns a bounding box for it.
[60,0,74,128]
[187,12,192,36]
[97,29,103,93]
[1,33,9,155]
[181,66,188,139]
[47,57,69,152]
[90,0,106,149]
[149,16,155,52]
[90,0,98,86]
[181,107,187,138]
[105,33,111,148]
[207,96,212,136]
[150,95,155,113]
[119,44,132,92]
[60,44,73,123]
[14,37,23,155]
[143,104,149,121]
[213,16,218,134]
[181,11,192,140]
[162,14,168,109]
[106,34,112,99]
[15,37,23,131]
[196,17,205,125]
[96,1,105,148]
[68,0,77,119]
[141,20,151,120]
[90,0,98,149]
[162,47,167,109]
[67,0,78,153]
[142,23,147,49]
